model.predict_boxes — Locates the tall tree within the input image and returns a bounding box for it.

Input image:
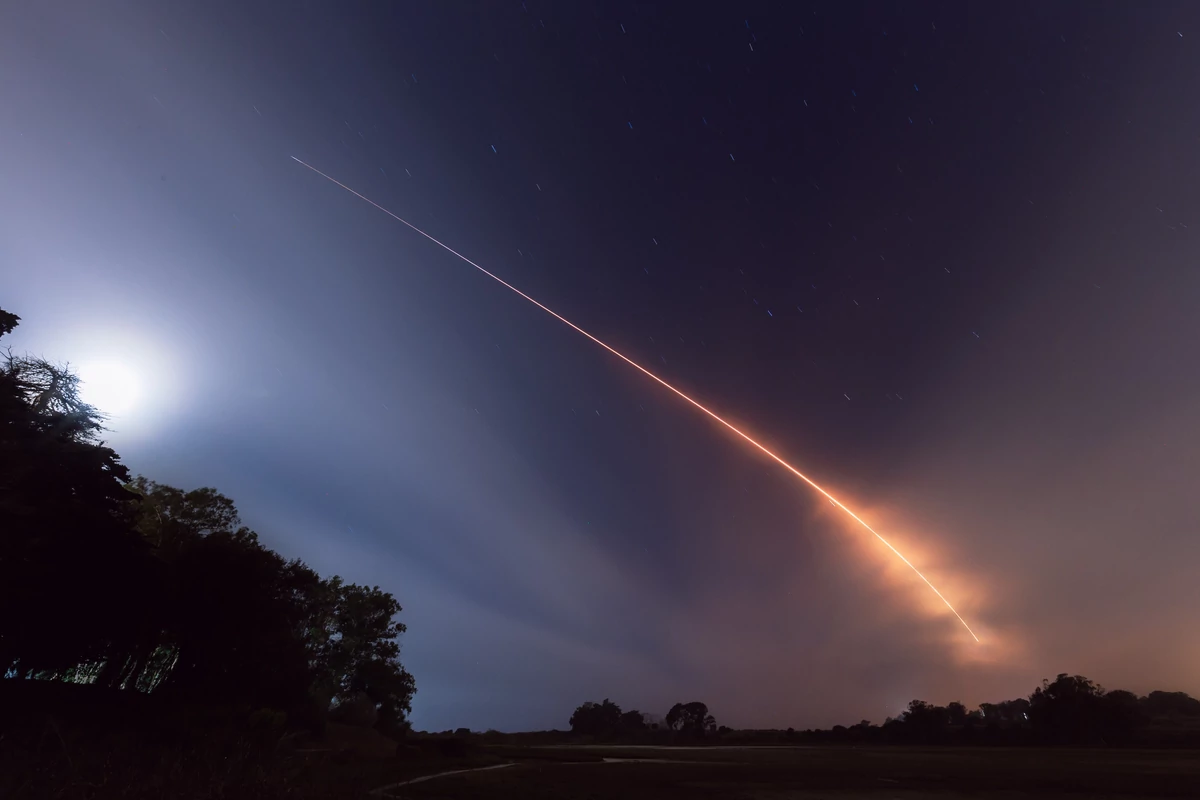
[121,479,316,709]
[569,699,624,736]
[899,699,951,742]
[1028,673,1107,743]
[307,578,416,734]
[127,478,414,724]
[0,309,146,677]
[666,701,716,736]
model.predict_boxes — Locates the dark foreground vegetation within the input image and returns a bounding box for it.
[1,679,509,800]
[1,307,423,796]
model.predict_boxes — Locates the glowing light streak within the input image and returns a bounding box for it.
[291,156,981,642]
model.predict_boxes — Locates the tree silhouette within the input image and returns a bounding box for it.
[899,699,950,742]
[1101,689,1144,744]
[307,578,416,735]
[1,307,415,732]
[1142,691,1200,719]
[566,678,1197,748]
[569,699,624,736]
[567,699,650,738]
[1,310,146,679]
[620,709,648,732]
[125,478,415,722]
[0,309,18,338]
[666,701,716,736]
[1028,673,1107,743]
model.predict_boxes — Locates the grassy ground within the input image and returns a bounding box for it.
[0,723,503,800]
[388,745,1200,799]
[5,722,1198,798]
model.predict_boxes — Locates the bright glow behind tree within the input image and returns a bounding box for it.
[77,360,142,416]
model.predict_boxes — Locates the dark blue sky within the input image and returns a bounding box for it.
[5,1,1200,731]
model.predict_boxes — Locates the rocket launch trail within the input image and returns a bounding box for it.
[292,156,981,643]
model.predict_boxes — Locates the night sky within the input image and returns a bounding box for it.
[5,1,1200,732]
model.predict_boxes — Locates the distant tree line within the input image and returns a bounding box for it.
[568,676,1200,747]
[790,674,1200,747]
[569,698,717,740]
[0,307,414,735]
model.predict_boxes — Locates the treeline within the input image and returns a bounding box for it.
[569,699,716,739]
[568,676,1200,747]
[0,307,413,734]
[846,675,1200,747]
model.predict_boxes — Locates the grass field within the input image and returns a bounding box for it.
[383,745,1200,799]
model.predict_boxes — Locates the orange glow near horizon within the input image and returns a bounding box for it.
[292,156,981,643]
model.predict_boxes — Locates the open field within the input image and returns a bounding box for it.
[385,745,1200,799]
[6,731,1199,798]
[0,743,506,800]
